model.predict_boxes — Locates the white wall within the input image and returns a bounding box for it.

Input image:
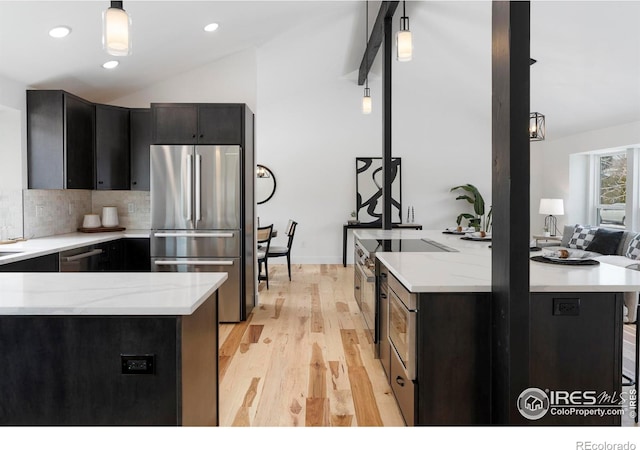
[0,74,27,189]
[111,48,257,111]
[257,1,492,264]
[531,120,640,233]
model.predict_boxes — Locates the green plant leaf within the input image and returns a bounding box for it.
[456,213,475,226]
[455,195,475,204]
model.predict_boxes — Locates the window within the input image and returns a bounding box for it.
[596,152,626,228]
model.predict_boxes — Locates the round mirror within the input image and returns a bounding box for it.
[256,164,276,205]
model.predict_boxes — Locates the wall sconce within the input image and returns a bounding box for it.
[103,1,131,56]
[396,1,412,62]
[530,112,545,141]
[539,198,564,236]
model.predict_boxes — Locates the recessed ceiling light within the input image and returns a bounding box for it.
[49,26,71,38]
[204,23,219,32]
[102,60,119,69]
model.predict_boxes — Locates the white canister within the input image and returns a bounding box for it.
[101,206,119,228]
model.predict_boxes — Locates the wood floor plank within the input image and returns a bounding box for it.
[219,264,405,427]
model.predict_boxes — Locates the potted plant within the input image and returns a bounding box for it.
[450,183,492,234]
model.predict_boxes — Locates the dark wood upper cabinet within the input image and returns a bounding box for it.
[151,103,243,145]
[197,105,242,144]
[151,104,198,144]
[27,90,95,189]
[95,104,130,190]
[129,108,151,191]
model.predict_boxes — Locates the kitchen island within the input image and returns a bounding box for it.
[354,229,640,426]
[0,271,226,426]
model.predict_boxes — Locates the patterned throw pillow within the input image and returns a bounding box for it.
[567,225,598,249]
[625,234,640,260]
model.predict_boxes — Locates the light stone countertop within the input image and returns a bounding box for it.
[355,229,640,293]
[0,230,150,265]
[0,271,226,315]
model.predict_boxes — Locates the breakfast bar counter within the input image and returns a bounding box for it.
[355,229,637,426]
[0,271,226,426]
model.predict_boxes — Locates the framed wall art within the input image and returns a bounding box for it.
[355,157,402,224]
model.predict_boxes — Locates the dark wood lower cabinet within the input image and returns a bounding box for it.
[415,292,491,425]
[0,294,218,426]
[385,289,623,426]
[529,292,622,426]
[0,253,59,272]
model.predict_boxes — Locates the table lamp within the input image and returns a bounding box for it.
[539,198,564,236]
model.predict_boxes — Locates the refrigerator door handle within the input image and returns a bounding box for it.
[154,232,235,238]
[195,153,202,222]
[184,154,193,223]
[154,260,235,266]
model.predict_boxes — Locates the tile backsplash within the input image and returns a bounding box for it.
[23,190,150,238]
[91,190,150,230]
[23,190,92,238]
[0,189,24,240]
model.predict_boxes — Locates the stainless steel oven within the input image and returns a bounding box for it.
[387,271,417,425]
[354,241,376,344]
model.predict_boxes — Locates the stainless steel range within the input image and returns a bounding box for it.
[353,238,457,351]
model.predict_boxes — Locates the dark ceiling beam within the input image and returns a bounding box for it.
[358,1,399,86]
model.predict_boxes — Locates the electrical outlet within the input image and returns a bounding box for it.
[127,203,135,214]
[35,205,44,218]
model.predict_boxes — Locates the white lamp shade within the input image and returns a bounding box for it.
[362,94,372,114]
[539,198,564,215]
[396,30,412,62]
[103,6,131,56]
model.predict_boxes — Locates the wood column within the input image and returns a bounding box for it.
[382,14,393,230]
[491,1,531,425]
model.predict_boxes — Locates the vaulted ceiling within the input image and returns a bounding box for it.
[0,1,638,140]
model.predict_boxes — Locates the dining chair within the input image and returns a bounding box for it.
[257,224,274,289]
[267,220,298,281]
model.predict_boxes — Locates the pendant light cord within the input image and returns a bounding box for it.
[365,1,369,90]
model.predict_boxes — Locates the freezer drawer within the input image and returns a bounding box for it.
[151,257,241,322]
[151,230,240,258]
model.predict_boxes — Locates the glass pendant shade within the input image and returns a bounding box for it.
[396,30,412,61]
[362,88,372,114]
[103,2,131,56]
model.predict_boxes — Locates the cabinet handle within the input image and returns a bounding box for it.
[192,134,196,138]
[98,181,104,184]
[355,286,360,290]
[381,273,387,278]
[380,293,387,299]
[132,181,137,185]
[199,134,204,138]
[395,376,405,387]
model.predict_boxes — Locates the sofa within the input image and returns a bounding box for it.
[552,224,640,323]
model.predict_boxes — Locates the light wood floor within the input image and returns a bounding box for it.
[218,264,405,427]
[219,263,638,427]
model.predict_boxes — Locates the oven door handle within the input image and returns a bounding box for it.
[154,260,234,266]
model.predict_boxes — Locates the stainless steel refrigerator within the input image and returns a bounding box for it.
[150,144,255,322]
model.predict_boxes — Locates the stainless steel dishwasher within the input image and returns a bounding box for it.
[59,245,104,272]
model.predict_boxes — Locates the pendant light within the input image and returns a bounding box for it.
[396,1,412,62]
[362,1,372,114]
[103,1,131,56]
[529,112,546,141]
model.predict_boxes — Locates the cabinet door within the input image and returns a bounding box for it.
[96,105,130,190]
[64,94,95,189]
[130,109,151,190]
[27,90,65,189]
[124,238,151,271]
[197,105,242,144]
[0,253,59,272]
[151,104,198,144]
